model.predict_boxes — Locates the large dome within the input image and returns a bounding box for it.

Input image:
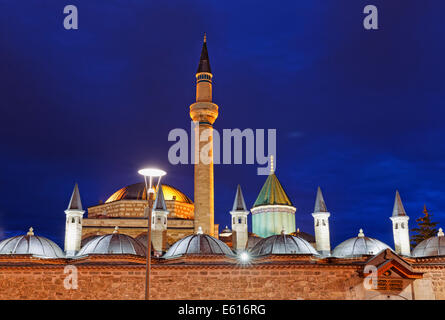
[412,228,445,257]
[163,231,234,258]
[332,229,391,258]
[0,228,64,258]
[105,183,192,204]
[249,233,318,256]
[77,228,146,256]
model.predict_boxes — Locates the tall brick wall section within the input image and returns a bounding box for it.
[0,265,363,300]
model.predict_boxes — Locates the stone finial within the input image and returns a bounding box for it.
[358,228,365,237]
[197,226,203,234]
[438,228,444,237]
[204,32,207,43]
[281,228,286,235]
[297,228,300,233]
[27,227,34,236]
[270,155,274,174]
[113,226,119,234]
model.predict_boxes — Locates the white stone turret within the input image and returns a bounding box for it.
[151,185,169,253]
[312,187,331,256]
[64,184,85,256]
[230,185,249,252]
[390,190,410,256]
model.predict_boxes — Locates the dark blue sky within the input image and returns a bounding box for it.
[1,0,444,248]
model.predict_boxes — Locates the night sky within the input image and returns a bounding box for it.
[1,0,445,249]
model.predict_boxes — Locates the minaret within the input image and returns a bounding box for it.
[64,184,85,256]
[151,185,169,254]
[190,33,218,236]
[390,190,410,256]
[230,185,249,251]
[311,187,331,256]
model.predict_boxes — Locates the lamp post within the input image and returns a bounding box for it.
[138,168,166,300]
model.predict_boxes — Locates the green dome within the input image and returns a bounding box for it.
[253,173,293,207]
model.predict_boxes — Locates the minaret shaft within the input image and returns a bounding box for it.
[190,36,218,236]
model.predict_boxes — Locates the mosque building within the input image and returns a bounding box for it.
[1,36,445,300]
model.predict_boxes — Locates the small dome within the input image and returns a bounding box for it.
[77,228,146,256]
[332,229,391,258]
[412,228,445,257]
[0,227,64,258]
[249,233,319,256]
[219,226,232,237]
[163,233,234,258]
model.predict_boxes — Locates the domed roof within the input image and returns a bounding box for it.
[332,229,391,258]
[105,183,193,204]
[163,229,234,258]
[77,227,146,256]
[249,233,319,256]
[252,172,293,208]
[412,228,445,257]
[0,228,64,258]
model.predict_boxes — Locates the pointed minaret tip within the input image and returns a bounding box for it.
[392,190,407,217]
[67,183,83,211]
[153,185,167,211]
[358,228,364,237]
[197,34,211,74]
[27,227,34,236]
[232,184,248,212]
[314,186,328,213]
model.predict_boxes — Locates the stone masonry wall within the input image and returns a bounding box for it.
[0,265,363,300]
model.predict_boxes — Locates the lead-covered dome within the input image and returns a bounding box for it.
[163,229,234,258]
[249,233,319,256]
[0,228,64,258]
[412,228,445,257]
[332,229,391,258]
[77,227,146,256]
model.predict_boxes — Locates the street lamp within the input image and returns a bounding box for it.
[138,167,166,300]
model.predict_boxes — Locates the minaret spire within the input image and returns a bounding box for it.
[392,190,407,217]
[153,185,167,211]
[232,184,247,212]
[314,186,327,213]
[197,34,211,74]
[67,183,83,211]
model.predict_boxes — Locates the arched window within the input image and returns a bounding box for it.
[395,223,398,229]
[316,219,319,227]
[322,220,326,226]
[401,223,404,229]
[238,217,242,224]
[72,218,75,223]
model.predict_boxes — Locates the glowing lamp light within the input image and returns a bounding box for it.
[239,252,250,263]
[138,168,166,178]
